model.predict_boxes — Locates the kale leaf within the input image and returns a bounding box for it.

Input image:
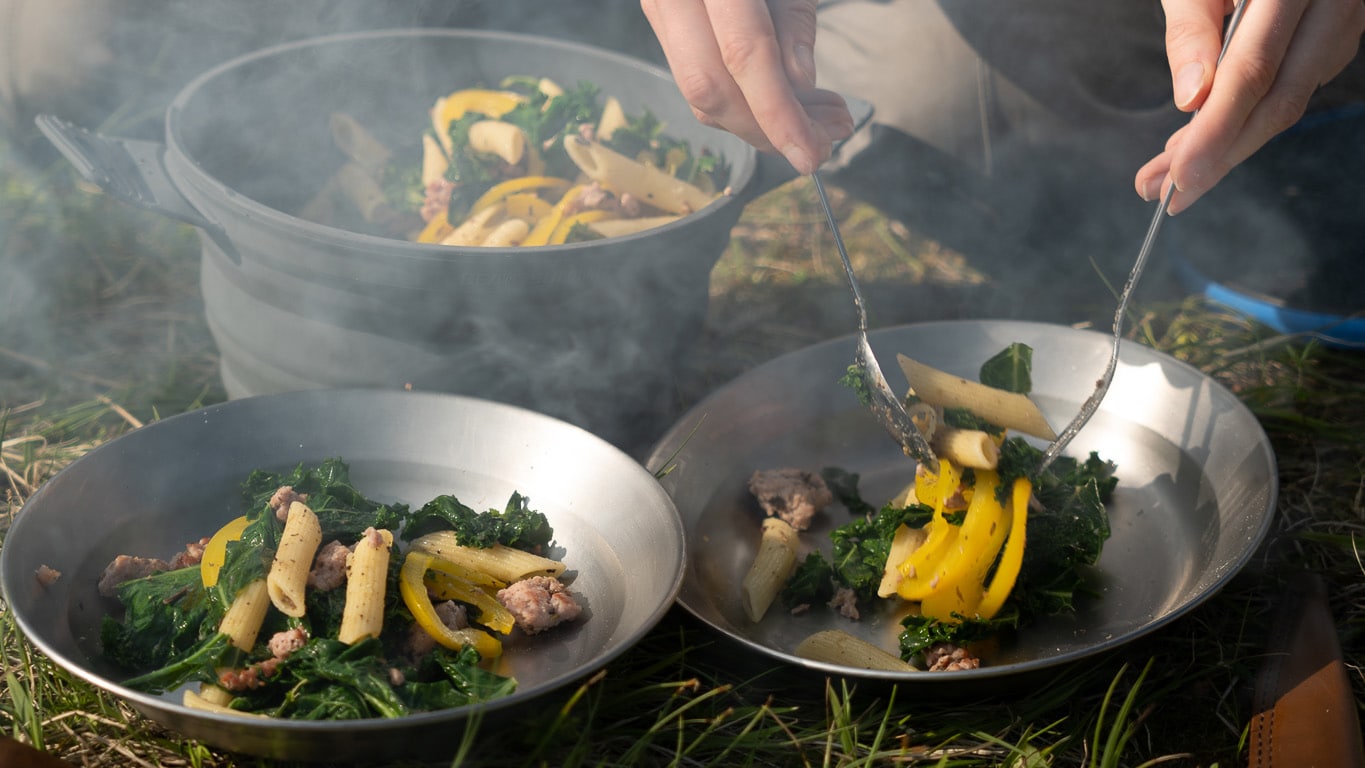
[403,491,552,551]
[978,342,1034,394]
[100,565,217,673]
[241,458,408,542]
[780,551,836,607]
[898,611,1017,659]
[119,632,234,693]
[828,501,933,602]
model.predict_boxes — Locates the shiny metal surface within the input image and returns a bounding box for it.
[646,320,1277,683]
[1,390,685,761]
[813,173,938,471]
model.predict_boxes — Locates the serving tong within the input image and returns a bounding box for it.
[816,0,1249,475]
[813,175,939,473]
[1037,0,1250,472]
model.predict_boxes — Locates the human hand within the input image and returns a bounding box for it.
[640,0,854,174]
[1135,0,1364,214]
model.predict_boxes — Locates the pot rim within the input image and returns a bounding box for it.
[160,27,761,256]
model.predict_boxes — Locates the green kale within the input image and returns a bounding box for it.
[241,458,408,542]
[119,632,234,694]
[412,645,519,707]
[978,342,1034,394]
[100,565,217,672]
[403,491,552,551]
[780,551,836,607]
[839,364,874,407]
[500,80,602,179]
[232,638,409,720]
[942,406,1004,436]
[828,499,933,602]
[898,611,1017,660]
[819,466,877,517]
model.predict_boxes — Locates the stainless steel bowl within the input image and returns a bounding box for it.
[1,389,685,761]
[646,320,1277,684]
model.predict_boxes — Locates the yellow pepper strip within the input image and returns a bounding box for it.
[502,193,553,223]
[470,176,572,214]
[399,552,503,659]
[201,515,250,588]
[417,211,453,244]
[976,477,1032,619]
[549,209,613,245]
[421,558,515,635]
[909,471,1008,605]
[895,460,962,599]
[434,89,523,132]
[521,184,585,247]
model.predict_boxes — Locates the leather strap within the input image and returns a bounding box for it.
[1248,572,1365,768]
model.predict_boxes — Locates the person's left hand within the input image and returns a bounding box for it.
[1135,0,1364,214]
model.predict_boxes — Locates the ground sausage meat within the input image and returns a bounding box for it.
[307,540,350,591]
[97,555,170,597]
[167,536,211,570]
[496,576,581,635]
[268,485,310,522]
[923,643,981,672]
[747,468,834,531]
[827,587,860,620]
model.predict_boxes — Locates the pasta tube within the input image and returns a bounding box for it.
[183,689,270,718]
[329,112,391,177]
[219,578,271,652]
[795,630,915,672]
[441,204,503,247]
[877,523,927,598]
[931,426,1000,470]
[741,517,800,622]
[563,135,716,215]
[408,530,565,583]
[897,354,1057,440]
[467,120,527,166]
[596,95,627,141]
[479,217,530,248]
[338,527,393,644]
[267,501,323,617]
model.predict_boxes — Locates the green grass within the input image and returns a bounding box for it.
[3,127,1363,766]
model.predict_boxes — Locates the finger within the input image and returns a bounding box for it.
[1160,0,1229,110]
[1165,0,1318,212]
[769,0,821,90]
[642,0,776,152]
[704,0,831,173]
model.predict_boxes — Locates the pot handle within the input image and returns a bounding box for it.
[35,115,233,245]
[731,94,875,205]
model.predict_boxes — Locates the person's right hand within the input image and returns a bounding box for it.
[640,0,854,174]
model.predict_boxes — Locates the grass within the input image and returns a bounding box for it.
[3,123,1363,766]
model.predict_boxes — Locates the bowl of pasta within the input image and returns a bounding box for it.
[1,389,686,761]
[37,28,860,451]
[645,320,1277,686]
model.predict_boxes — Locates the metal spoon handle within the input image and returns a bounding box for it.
[1038,0,1251,472]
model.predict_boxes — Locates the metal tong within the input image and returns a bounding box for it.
[814,174,939,472]
[1037,0,1251,472]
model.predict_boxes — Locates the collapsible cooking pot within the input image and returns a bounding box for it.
[39,28,869,450]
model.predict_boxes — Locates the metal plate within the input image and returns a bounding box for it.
[1,389,684,761]
[645,320,1277,683]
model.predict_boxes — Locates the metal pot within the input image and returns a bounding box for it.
[39,29,868,450]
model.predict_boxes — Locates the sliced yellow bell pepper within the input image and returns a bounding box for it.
[420,557,515,635]
[399,552,503,659]
[417,211,454,244]
[908,471,1009,606]
[549,209,613,245]
[976,477,1031,619]
[434,89,523,132]
[895,460,962,599]
[469,176,572,214]
[521,184,585,247]
[201,515,250,588]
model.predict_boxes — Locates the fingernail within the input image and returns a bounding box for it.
[793,44,817,88]
[1174,62,1205,110]
[1139,175,1164,202]
[782,143,815,175]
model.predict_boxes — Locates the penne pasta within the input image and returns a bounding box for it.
[563,135,715,215]
[467,120,527,166]
[184,688,271,718]
[421,133,449,188]
[596,95,626,141]
[441,204,503,247]
[877,523,928,598]
[267,501,323,618]
[408,530,565,583]
[931,426,1000,470]
[897,354,1057,440]
[338,527,393,644]
[219,578,271,652]
[795,629,916,672]
[479,217,530,247]
[741,517,800,622]
[329,112,391,177]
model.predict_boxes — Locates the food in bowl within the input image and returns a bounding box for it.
[96,459,582,719]
[740,343,1117,671]
[301,75,731,246]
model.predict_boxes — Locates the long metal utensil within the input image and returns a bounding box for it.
[813,174,939,471]
[1038,0,1251,472]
